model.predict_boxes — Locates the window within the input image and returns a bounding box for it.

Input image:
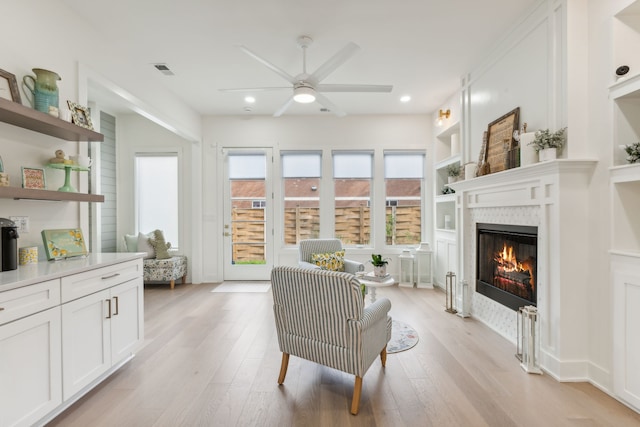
[333,152,372,246]
[384,152,425,245]
[135,153,179,247]
[252,200,266,209]
[282,152,321,245]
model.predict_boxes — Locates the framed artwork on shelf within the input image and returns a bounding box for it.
[485,107,520,174]
[21,167,46,189]
[0,68,21,103]
[67,101,94,130]
[41,228,88,260]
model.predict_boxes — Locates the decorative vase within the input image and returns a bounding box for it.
[448,176,458,184]
[373,265,387,277]
[538,147,557,162]
[22,68,61,113]
[519,132,538,166]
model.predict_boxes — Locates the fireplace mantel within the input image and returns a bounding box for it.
[448,159,597,193]
[447,158,598,381]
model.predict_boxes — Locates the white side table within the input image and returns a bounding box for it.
[357,272,396,303]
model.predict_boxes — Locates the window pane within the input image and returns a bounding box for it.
[282,152,321,245]
[335,178,370,246]
[384,153,424,245]
[136,155,179,247]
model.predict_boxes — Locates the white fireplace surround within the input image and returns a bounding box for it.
[448,159,597,381]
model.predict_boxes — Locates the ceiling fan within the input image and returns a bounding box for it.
[220,35,393,117]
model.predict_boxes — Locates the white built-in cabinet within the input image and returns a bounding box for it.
[610,0,640,413]
[0,254,143,427]
[433,121,460,288]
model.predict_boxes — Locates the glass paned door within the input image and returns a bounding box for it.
[223,149,273,280]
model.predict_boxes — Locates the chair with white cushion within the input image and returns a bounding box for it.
[298,238,364,274]
[270,265,392,415]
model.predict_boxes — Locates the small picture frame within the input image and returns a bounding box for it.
[22,167,46,189]
[67,101,94,130]
[0,68,21,103]
[41,228,88,260]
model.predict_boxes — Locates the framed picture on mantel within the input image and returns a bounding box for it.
[485,107,520,174]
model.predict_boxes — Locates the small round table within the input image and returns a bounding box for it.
[357,273,396,303]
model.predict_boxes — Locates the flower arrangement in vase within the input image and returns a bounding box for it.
[370,254,390,277]
[446,163,461,183]
[528,127,567,161]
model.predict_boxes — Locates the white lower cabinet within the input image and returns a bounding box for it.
[435,237,457,288]
[0,254,143,427]
[62,277,143,400]
[0,307,62,427]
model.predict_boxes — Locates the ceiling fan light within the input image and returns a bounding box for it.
[293,86,316,103]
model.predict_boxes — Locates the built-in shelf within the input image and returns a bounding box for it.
[0,98,104,142]
[435,194,456,203]
[435,154,462,170]
[435,228,455,233]
[610,163,640,183]
[0,186,104,203]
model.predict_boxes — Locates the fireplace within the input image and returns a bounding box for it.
[476,223,537,311]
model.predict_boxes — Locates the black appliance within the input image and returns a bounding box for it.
[0,218,19,271]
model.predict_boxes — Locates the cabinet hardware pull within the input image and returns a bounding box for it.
[106,299,112,319]
[0,307,4,311]
[102,273,120,280]
[113,296,119,316]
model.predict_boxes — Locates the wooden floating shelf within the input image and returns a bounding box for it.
[0,98,103,142]
[0,186,104,203]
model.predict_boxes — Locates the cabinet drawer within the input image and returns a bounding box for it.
[61,259,143,303]
[0,279,61,326]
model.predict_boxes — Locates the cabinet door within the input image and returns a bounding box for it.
[61,289,111,400]
[110,277,144,365]
[0,307,62,427]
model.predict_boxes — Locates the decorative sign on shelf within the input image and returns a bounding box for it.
[41,228,88,260]
[484,107,520,174]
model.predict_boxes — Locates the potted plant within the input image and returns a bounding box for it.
[624,142,640,164]
[446,163,461,184]
[370,254,390,277]
[528,127,567,161]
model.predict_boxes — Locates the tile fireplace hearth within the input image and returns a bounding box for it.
[448,159,596,381]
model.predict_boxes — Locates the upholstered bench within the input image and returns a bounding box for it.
[143,255,188,289]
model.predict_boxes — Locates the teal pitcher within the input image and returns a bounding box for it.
[22,68,61,113]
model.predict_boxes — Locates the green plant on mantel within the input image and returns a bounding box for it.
[529,127,567,153]
[624,142,640,164]
[446,163,461,177]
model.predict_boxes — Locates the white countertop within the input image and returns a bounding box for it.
[0,253,145,292]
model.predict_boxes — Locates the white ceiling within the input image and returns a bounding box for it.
[60,0,537,117]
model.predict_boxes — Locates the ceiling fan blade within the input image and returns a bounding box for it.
[315,93,346,118]
[317,84,393,93]
[273,96,295,117]
[239,45,297,85]
[219,87,290,93]
[311,42,360,83]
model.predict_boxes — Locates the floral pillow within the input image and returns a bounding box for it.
[312,250,345,272]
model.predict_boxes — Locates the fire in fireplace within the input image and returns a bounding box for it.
[476,223,537,311]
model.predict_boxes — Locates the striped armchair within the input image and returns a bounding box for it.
[271,266,392,415]
[298,238,365,274]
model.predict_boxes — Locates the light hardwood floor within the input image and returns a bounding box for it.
[49,282,640,427]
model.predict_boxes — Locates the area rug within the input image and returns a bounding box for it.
[387,320,419,353]
[211,282,271,293]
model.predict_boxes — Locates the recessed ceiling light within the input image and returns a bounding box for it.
[245,96,256,103]
[400,95,411,103]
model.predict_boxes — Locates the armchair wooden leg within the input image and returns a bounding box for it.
[380,347,387,367]
[278,353,290,385]
[170,279,175,289]
[351,376,363,415]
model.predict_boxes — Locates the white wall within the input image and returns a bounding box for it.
[201,115,431,282]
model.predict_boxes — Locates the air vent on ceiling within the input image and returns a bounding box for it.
[320,108,331,113]
[152,63,175,76]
